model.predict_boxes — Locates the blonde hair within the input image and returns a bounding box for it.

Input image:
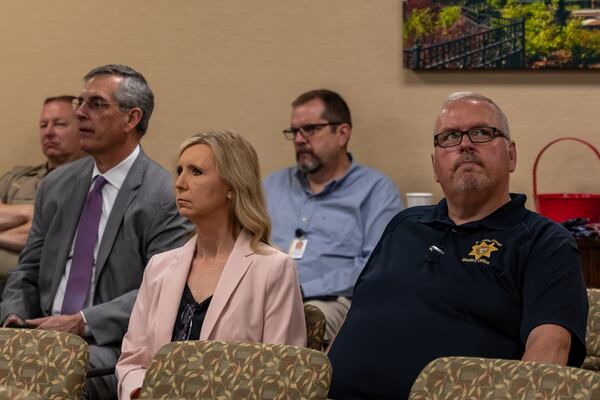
[179,130,271,252]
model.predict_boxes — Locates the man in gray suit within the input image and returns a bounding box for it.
[0,65,193,399]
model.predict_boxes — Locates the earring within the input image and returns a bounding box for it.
[226,192,232,200]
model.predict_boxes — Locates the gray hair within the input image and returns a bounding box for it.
[441,91,511,139]
[84,64,154,135]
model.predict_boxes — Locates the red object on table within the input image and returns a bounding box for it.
[533,137,600,223]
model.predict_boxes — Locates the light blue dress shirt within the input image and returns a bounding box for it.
[264,157,403,298]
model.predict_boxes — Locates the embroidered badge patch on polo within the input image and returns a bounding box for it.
[462,239,502,265]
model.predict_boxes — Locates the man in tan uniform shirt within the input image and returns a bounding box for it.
[0,96,85,289]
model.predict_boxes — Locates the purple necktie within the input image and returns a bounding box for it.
[61,176,108,315]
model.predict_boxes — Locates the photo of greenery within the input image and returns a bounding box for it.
[403,0,600,69]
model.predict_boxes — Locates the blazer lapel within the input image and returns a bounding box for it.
[200,229,255,340]
[49,161,94,299]
[155,236,196,348]
[94,151,146,280]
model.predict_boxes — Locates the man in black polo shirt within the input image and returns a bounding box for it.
[327,92,588,400]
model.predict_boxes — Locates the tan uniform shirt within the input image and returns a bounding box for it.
[0,163,49,276]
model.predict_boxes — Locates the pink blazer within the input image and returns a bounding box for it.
[116,229,306,399]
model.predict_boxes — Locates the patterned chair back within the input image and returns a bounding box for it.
[304,304,326,351]
[0,385,43,400]
[139,340,332,399]
[409,356,600,400]
[584,288,600,370]
[0,328,88,400]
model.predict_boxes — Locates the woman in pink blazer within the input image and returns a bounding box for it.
[116,130,306,400]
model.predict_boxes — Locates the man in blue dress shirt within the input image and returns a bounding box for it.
[264,89,403,342]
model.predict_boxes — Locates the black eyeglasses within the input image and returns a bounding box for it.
[433,127,507,148]
[174,303,196,341]
[282,122,342,140]
[72,96,115,112]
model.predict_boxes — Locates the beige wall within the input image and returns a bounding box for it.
[1,0,598,209]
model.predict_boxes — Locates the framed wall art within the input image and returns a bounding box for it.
[403,0,600,69]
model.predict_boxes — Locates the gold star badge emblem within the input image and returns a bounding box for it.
[468,240,499,260]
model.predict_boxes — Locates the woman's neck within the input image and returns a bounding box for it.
[194,217,241,261]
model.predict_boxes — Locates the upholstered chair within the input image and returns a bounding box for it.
[409,356,600,400]
[139,340,332,399]
[304,304,326,351]
[583,288,600,370]
[0,328,88,400]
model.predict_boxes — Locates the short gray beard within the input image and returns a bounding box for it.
[454,174,490,193]
[451,152,488,193]
[296,153,323,174]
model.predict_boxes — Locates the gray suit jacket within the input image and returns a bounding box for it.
[0,150,193,346]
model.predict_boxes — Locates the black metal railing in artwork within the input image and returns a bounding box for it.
[462,3,503,25]
[519,0,600,7]
[404,5,525,69]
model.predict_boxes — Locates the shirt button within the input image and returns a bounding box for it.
[301,217,307,222]
[452,228,457,232]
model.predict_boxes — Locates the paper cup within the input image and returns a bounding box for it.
[406,192,433,207]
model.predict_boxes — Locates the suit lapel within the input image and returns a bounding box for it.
[200,229,255,340]
[155,236,196,348]
[94,151,147,280]
[49,161,94,299]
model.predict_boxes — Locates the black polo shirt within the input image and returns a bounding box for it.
[328,194,588,400]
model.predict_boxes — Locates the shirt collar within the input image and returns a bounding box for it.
[419,193,528,230]
[42,163,52,176]
[91,145,140,189]
[294,152,358,196]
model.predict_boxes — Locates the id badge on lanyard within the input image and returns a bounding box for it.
[288,228,308,259]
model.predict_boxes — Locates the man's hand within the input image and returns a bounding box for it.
[2,313,28,327]
[26,313,86,336]
[0,203,33,231]
[0,202,34,251]
[0,221,32,252]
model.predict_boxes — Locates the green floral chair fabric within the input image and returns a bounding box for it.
[583,288,600,370]
[0,385,43,400]
[0,328,88,400]
[409,356,600,400]
[304,304,326,351]
[139,340,332,399]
